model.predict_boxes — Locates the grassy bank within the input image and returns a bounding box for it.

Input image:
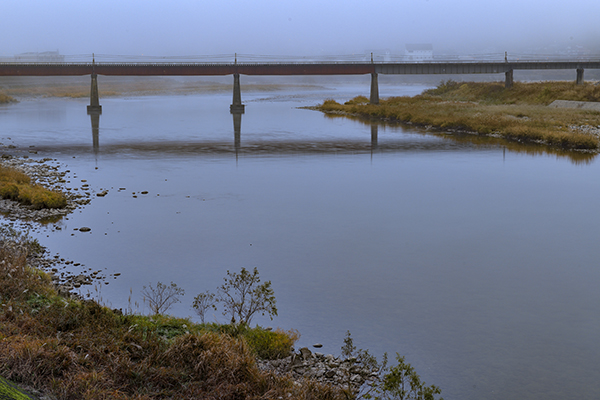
[0,166,66,209]
[315,81,600,151]
[0,227,342,400]
[0,93,17,104]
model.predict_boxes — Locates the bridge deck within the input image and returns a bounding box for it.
[1,61,599,76]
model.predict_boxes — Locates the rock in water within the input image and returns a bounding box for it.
[299,347,312,360]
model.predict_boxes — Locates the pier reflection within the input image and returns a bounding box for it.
[89,112,100,156]
[232,111,242,160]
[79,109,595,166]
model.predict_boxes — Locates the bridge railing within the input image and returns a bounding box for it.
[1,52,600,65]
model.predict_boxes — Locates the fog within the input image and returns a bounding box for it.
[2,0,600,59]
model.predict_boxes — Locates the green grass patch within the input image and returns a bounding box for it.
[0,376,36,400]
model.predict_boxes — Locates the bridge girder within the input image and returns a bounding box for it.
[1,61,599,77]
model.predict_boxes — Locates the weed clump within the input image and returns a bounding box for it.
[0,93,17,104]
[0,166,67,209]
[344,95,369,105]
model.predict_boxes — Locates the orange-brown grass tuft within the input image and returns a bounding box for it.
[0,92,17,104]
[0,166,67,209]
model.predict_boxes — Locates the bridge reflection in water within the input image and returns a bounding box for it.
[78,99,596,166]
[86,108,382,159]
[81,111,597,166]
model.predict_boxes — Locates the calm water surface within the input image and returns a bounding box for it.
[1,84,599,400]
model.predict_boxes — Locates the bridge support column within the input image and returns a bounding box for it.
[87,73,102,114]
[370,73,379,105]
[230,73,245,113]
[505,69,514,89]
[576,68,585,85]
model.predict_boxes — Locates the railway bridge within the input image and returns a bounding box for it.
[1,58,600,114]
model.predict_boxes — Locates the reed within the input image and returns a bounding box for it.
[315,82,600,151]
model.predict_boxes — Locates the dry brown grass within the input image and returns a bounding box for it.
[0,92,17,104]
[424,80,600,105]
[0,227,344,400]
[0,166,67,209]
[316,82,600,151]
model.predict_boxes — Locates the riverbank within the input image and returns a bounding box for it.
[0,156,381,399]
[0,223,364,399]
[312,81,600,151]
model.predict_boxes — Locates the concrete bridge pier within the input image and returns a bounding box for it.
[505,69,514,89]
[230,73,245,113]
[370,73,379,105]
[576,68,585,85]
[87,73,102,114]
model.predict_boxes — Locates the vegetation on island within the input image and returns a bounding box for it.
[0,93,17,104]
[0,166,67,209]
[315,81,600,151]
[0,224,442,400]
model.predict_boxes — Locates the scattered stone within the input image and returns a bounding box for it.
[313,343,323,348]
[257,349,379,391]
[79,227,91,232]
[299,347,312,360]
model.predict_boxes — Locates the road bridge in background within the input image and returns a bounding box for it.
[1,60,599,111]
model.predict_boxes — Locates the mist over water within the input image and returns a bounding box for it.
[1,84,600,400]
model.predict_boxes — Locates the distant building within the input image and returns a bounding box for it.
[405,44,433,61]
[14,51,65,63]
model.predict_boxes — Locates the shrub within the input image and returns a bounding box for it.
[192,291,217,323]
[141,281,185,315]
[217,267,277,325]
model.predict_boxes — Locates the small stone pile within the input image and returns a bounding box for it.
[24,249,114,298]
[570,124,600,139]
[257,347,379,391]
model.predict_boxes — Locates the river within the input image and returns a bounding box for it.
[1,81,599,400]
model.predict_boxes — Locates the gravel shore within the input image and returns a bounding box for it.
[0,153,118,298]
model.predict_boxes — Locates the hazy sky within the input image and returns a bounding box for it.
[2,0,599,58]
